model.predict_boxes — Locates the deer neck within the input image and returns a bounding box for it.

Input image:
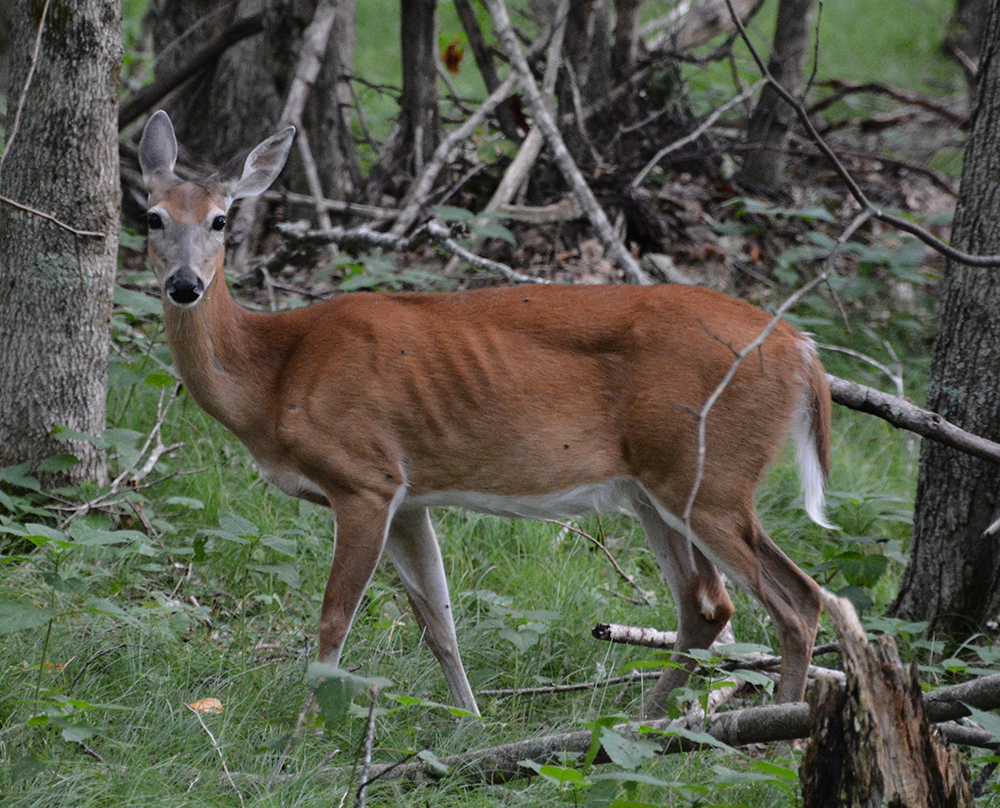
[162,269,274,438]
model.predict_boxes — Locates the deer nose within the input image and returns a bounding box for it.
[165,270,205,306]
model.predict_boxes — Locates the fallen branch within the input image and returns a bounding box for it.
[272,221,545,285]
[171,672,1000,792]
[827,374,1000,465]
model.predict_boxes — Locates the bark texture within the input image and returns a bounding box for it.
[738,0,816,191]
[0,0,121,485]
[891,0,1000,635]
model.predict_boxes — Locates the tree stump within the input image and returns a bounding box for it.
[800,593,973,807]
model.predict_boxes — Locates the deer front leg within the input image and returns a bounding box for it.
[318,492,398,669]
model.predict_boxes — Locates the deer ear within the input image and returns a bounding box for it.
[217,127,295,204]
[139,110,179,190]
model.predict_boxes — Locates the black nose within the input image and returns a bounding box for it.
[166,272,205,306]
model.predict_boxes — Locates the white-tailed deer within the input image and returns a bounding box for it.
[139,110,831,717]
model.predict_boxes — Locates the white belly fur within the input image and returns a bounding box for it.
[404,477,642,520]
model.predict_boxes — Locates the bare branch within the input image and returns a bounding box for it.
[827,374,1000,465]
[118,11,266,129]
[722,0,1000,267]
[390,71,519,236]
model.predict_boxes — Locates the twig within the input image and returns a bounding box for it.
[546,519,654,605]
[390,71,519,236]
[683,270,831,528]
[722,0,1000,268]
[57,385,184,529]
[682,210,869,530]
[482,0,652,285]
[187,704,245,808]
[356,686,379,808]
[632,79,766,187]
[0,0,51,174]
[0,194,105,238]
[809,79,968,127]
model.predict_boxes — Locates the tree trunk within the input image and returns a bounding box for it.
[142,0,359,200]
[946,0,990,85]
[891,0,1000,636]
[399,0,441,170]
[737,0,816,192]
[0,0,121,486]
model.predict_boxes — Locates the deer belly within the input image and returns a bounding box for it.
[405,477,640,520]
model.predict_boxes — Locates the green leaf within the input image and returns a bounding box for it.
[416,748,450,775]
[144,372,176,388]
[471,222,516,245]
[248,563,300,588]
[261,535,298,557]
[431,205,474,222]
[519,759,588,786]
[115,285,163,316]
[36,455,81,473]
[60,723,97,743]
[641,722,737,753]
[219,512,260,538]
[308,663,391,723]
[0,462,41,492]
[840,553,890,588]
[166,496,204,510]
[599,728,658,770]
[966,705,1000,742]
[0,600,55,634]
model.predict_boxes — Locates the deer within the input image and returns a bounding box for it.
[138,109,832,718]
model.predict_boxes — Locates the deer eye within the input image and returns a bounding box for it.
[147,211,164,230]
[211,214,227,231]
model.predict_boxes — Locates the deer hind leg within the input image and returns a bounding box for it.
[738,516,822,703]
[664,494,822,706]
[384,507,479,715]
[636,496,735,718]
